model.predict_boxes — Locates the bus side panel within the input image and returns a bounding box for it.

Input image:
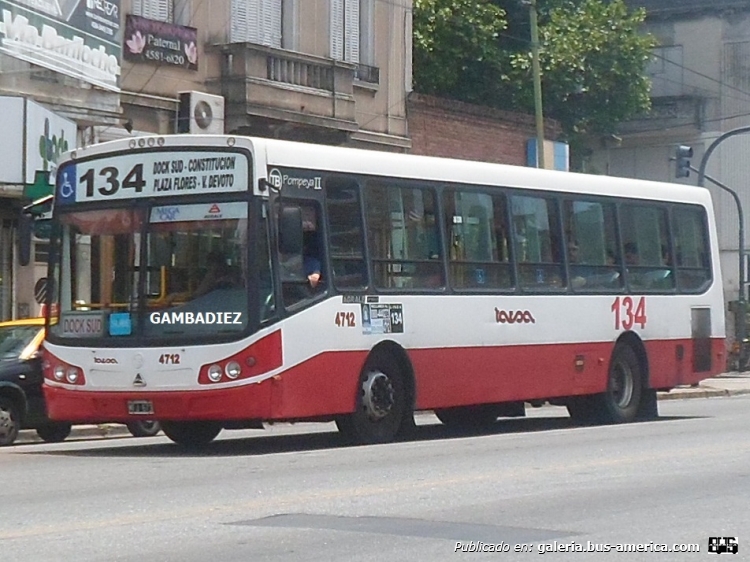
[409,342,611,410]
[645,337,725,389]
[268,350,368,419]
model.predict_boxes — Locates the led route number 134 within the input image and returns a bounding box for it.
[611,296,647,330]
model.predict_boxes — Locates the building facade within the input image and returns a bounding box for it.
[118,0,412,150]
[588,0,750,344]
[0,0,414,321]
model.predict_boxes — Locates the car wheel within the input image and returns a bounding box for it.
[36,423,72,443]
[0,396,21,446]
[126,420,162,437]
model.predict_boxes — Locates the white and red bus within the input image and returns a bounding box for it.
[42,135,726,446]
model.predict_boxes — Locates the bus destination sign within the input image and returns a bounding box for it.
[56,150,249,205]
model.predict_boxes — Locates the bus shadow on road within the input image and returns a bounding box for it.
[32,411,698,459]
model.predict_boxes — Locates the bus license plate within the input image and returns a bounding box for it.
[127,400,154,415]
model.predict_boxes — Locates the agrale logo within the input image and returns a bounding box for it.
[495,308,535,324]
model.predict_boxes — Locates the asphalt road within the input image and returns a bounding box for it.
[1,397,748,562]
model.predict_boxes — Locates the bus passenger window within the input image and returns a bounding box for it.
[511,195,563,289]
[673,206,711,292]
[620,204,674,291]
[325,178,368,290]
[365,182,443,290]
[562,200,622,291]
[443,189,513,290]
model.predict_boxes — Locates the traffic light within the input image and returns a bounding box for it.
[675,145,693,178]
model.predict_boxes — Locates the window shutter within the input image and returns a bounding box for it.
[230,0,249,42]
[330,0,344,60]
[344,0,359,63]
[231,0,262,43]
[134,0,172,22]
[260,0,281,47]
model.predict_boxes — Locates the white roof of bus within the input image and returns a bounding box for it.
[259,137,711,207]
[65,135,712,207]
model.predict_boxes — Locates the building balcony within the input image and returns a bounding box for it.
[616,95,706,135]
[216,42,359,143]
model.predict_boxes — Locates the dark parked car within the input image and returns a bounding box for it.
[0,318,160,446]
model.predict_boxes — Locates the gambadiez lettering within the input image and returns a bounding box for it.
[149,312,243,325]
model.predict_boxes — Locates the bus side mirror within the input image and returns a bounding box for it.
[278,206,303,255]
[18,213,32,266]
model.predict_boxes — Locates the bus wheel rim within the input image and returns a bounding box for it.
[362,370,395,421]
[611,360,634,408]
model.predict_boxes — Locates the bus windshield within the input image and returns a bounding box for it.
[49,202,249,341]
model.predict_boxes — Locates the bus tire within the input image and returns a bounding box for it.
[161,421,222,447]
[36,423,72,443]
[637,388,658,420]
[336,353,411,445]
[596,344,643,424]
[0,396,21,447]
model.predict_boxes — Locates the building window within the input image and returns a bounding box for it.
[231,0,282,47]
[132,0,173,22]
[330,0,360,62]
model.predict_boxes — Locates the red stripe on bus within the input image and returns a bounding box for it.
[43,337,724,423]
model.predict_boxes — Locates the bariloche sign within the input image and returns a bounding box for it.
[0,0,122,91]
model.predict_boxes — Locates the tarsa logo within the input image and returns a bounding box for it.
[94,357,118,364]
[495,308,535,324]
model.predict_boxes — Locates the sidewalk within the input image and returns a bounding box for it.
[657,371,750,400]
[15,373,750,445]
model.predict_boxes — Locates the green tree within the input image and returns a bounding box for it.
[413,0,508,104]
[413,0,656,153]
[509,0,655,138]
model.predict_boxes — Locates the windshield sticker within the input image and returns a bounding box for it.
[150,202,247,223]
[60,312,105,338]
[109,312,132,336]
[362,303,403,335]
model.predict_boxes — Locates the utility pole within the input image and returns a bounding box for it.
[528,0,546,169]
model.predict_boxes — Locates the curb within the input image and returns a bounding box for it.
[16,424,132,445]
[657,388,750,401]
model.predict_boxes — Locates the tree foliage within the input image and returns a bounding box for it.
[413,0,508,104]
[413,0,656,142]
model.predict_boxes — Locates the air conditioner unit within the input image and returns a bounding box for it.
[176,91,225,134]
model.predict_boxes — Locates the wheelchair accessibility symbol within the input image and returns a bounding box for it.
[57,167,76,202]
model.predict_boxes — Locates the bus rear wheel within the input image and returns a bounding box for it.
[336,353,412,445]
[595,344,644,424]
[161,421,222,447]
[567,345,644,424]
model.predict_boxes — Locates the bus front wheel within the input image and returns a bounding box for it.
[161,421,222,447]
[336,353,412,445]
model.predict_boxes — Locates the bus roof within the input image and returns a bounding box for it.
[64,134,712,207]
